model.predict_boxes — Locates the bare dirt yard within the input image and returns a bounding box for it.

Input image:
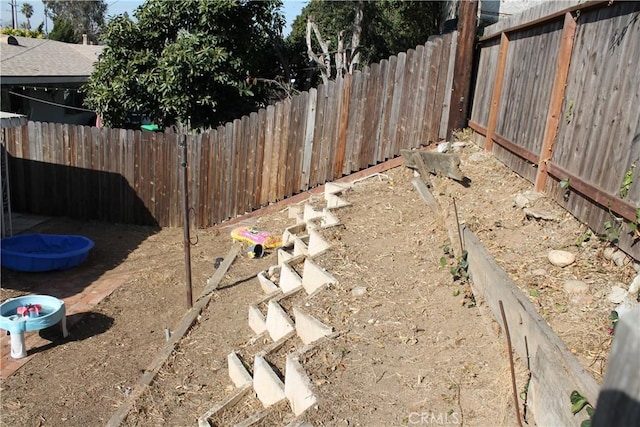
[1,137,635,426]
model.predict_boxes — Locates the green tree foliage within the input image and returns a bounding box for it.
[20,3,34,30]
[83,0,286,130]
[45,0,107,43]
[287,0,442,90]
[48,17,78,42]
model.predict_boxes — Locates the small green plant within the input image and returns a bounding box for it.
[560,177,571,200]
[450,250,469,282]
[607,310,619,335]
[619,164,635,199]
[600,219,621,244]
[626,208,640,241]
[565,100,574,124]
[576,229,593,246]
[570,390,595,427]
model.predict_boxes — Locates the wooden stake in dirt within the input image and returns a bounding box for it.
[499,300,523,427]
[453,198,464,254]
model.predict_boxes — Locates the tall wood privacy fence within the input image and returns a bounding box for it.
[1,32,456,228]
[469,0,640,259]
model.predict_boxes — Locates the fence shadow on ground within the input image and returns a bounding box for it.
[2,157,160,299]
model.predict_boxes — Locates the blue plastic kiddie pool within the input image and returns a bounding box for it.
[1,234,94,272]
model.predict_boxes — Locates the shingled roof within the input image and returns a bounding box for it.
[0,35,104,85]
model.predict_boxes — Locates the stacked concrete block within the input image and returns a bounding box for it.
[279,260,304,293]
[307,228,330,257]
[302,258,337,295]
[320,208,341,228]
[257,270,280,294]
[325,193,352,209]
[285,353,318,416]
[228,352,253,388]
[293,307,333,345]
[303,204,324,222]
[265,299,295,342]
[253,354,286,407]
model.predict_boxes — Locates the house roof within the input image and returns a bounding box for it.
[0,36,104,85]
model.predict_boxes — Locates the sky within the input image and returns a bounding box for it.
[1,0,307,35]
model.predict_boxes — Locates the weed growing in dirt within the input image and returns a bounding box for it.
[570,390,594,427]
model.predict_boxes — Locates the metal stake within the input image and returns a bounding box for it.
[180,133,193,309]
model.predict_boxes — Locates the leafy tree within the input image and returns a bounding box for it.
[48,17,78,42]
[21,3,34,30]
[287,0,442,90]
[84,0,286,130]
[45,0,107,43]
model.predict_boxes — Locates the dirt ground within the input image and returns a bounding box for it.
[1,136,635,426]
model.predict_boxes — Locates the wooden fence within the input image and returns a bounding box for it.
[469,0,640,259]
[1,32,456,228]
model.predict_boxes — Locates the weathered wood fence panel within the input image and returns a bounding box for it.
[2,33,455,229]
[469,0,640,259]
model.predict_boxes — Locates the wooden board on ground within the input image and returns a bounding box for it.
[462,226,599,426]
[401,149,465,181]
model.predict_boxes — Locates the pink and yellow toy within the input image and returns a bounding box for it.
[231,226,282,249]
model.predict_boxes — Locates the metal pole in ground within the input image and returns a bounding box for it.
[180,133,193,308]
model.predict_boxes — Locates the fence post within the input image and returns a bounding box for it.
[534,12,577,191]
[446,0,478,140]
[334,74,352,179]
[484,32,509,151]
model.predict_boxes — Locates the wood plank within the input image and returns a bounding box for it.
[439,32,459,140]
[276,99,290,198]
[232,118,243,217]
[318,81,335,183]
[401,149,465,181]
[334,74,351,179]
[423,38,442,145]
[293,91,307,192]
[432,34,452,142]
[214,126,224,223]
[371,61,387,166]
[547,161,638,223]
[344,71,363,174]
[309,84,326,187]
[493,132,539,165]
[269,101,282,200]
[240,115,251,215]
[302,88,317,187]
[286,94,301,196]
[253,110,265,208]
[260,106,274,204]
[246,113,258,215]
[480,0,608,41]
[326,77,342,181]
[485,32,510,151]
[224,122,234,220]
[409,44,427,149]
[385,52,406,161]
[269,102,283,202]
[534,13,577,191]
[463,227,600,426]
[364,63,380,169]
[447,0,478,139]
[396,48,415,151]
